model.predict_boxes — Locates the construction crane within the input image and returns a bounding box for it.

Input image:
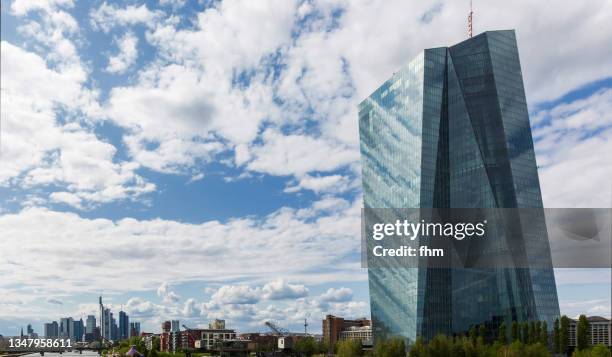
[264,321,289,336]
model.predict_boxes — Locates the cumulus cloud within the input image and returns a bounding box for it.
[0,197,362,301]
[197,282,366,331]
[284,174,354,194]
[262,280,309,300]
[560,298,612,319]
[157,282,181,304]
[319,287,353,302]
[0,42,154,207]
[11,0,74,16]
[210,285,260,305]
[90,2,163,32]
[534,88,612,208]
[106,32,139,74]
[246,130,358,177]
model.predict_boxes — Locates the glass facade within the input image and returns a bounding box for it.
[359,30,560,344]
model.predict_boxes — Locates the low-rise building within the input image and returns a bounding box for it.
[194,328,237,350]
[322,315,371,349]
[568,316,611,347]
[339,325,372,345]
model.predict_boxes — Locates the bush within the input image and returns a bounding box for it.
[572,345,612,357]
[375,337,405,357]
[336,339,363,357]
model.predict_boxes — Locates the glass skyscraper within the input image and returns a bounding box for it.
[359,30,560,344]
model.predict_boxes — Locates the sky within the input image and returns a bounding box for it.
[0,0,611,336]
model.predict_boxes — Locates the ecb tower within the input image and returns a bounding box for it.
[358,30,560,343]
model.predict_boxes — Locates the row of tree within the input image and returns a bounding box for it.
[333,314,609,357]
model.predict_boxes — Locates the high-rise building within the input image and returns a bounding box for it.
[99,297,113,341]
[86,315,96,334]
[130,322,141,337]
[44,321,59,338]
[111,314,118,341]
[59,317,73,339]
[358,30,560,344]
[73,318,84,342]
[119,311,129,341]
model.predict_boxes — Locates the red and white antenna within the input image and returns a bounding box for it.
[467,0,474,38]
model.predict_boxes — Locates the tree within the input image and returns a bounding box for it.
[406,337,427,357]
[540,321,548,346]
[469,326,477,346]
[374,337,405,357]
[498,322,508,345]
[508,340,525,357]
[451,336,468,357]
[522,322,529,344]
[408,337,426,357]
[577,315,590,351]
[293,336,318,357]
[553,319,561,353]
[428,334,452,356]
[479,324,486,342]
[336,339,363,357]
[524,343,549,357]
[529,321,536,344]
[590,344,612,357]
[560,315,570,354]
[511,321,519,343]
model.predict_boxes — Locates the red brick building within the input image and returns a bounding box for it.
[322,315,371,350]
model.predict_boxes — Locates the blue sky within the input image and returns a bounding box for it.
[0,0,611,336]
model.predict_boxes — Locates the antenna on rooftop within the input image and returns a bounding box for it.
[468,0,474,38]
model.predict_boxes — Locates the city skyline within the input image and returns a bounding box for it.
[1,0,610,337]
[11,298,140,342]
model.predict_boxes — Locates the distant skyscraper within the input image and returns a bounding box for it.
[119,311,129,341]
[73,318,84,342]
[111,314,118,341]
[359,30,560,343]
[130,322,141,337]
[44,321,59,337]
[59,317,73,338]
[99,297,112,341]
[86,315,96,334]
[26,324,34,336]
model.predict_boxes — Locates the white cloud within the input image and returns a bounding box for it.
[194,281,366,332]
[319,287,353,302]
[210,285,260,305]
[0,197,363,304]
[534,88,612,208]
[159,0,186,9]
[262,279,309,300]
[11,0,74,16]
[560,298,612,319]
[49,192,83,209]
[0,41,154,207]
[90,2,163,33]
[157,282,181,304]
[246,130,358,177]
[284,174,354,194]
[106,32,139,74]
